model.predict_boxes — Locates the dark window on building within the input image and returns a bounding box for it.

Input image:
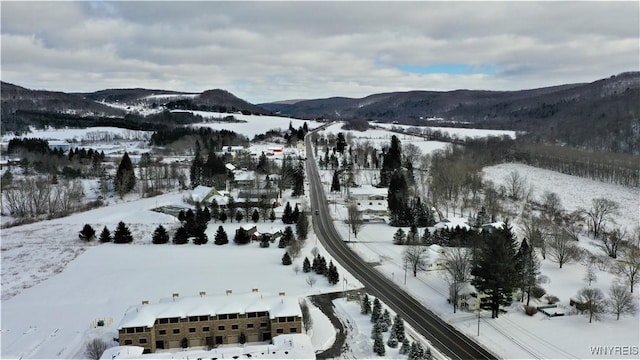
[189,328,196,333]
[248,312,256,318]
[135,327,144,333]
[139,338,147,344]
[203,327,210,332]
[258,311,267,317]
[276,329,284,334]
[159,330,166,335]
[218,314,228,320]
[126,328,134,334]
[260,322,267,328]
[189,316,198,322]
[173,329,180,334]
[286,316,294,322]
[290,328,297,333]
[199,315,208,321]
[169,318,179,323]
[124,340,132,345]
[159,318,168,324]
[278,317,287,323]
[232,325,238,330]
[229,314,238,319]
[247,324,254,328]
[218,326,225,331]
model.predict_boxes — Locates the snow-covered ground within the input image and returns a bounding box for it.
[1,126,152,143]
[376,122,517,139]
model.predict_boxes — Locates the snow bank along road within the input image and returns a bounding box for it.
[304,130,496,360]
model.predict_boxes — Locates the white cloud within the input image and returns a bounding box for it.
[1,1,637,103]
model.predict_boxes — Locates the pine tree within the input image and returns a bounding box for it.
[425,347,433,360]
[393,314,405,342]
[382,309,392,328]
[471,219,519,318]
[235,209,244,223]
[98,226,112,243]
[269,209,276,222]
[214,226,228,245]
[303,257,311,273]
[234,227,251,245]
[210,200,220,222]
[377,316,389,332]
[152,225,170,244]
[379,135,402,187]
[421,228,432,246]
[328,261,340,285]
[113,221,133,244]
[386,329,398,348]
[252,209,260,223]
[393,228,406,245]
[292,204,300,223]
[373,329,386,356]
[79,224,96,241]
[173,226,189,244]
[114,152,136,196]
[296,212,309,240]
[371,298,382,323]
[331,170,341,192]
[282,202,293,224]
[178,210,186,222]
[219,211,227,223]
[315,255,327,275]
[280,226,294,248]
[193,231,208,245]
[282,252,292,265]
[399,338,411,355]
[239,332,247,344]
[361,294,371,315]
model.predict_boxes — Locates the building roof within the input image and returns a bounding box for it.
[190,185,222,203]
[118,292,301,329]
[348,185,388,198]
[234,170,256,182]
[434,217,471,231]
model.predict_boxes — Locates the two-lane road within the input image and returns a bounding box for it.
[304,130,496,360]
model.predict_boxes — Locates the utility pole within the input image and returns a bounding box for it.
[404,258,407,285]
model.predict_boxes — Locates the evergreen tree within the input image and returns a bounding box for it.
[315,255,327,275]
[388,170,410,226]
[234,227,251,245]
[371,298,382,323]
[292,204,300,223]
[193,230,208,245]
[282,252,292,265]
[235,209,244,222]
[516,238,541,306]
[173,226,189,244]
[303,257,311,273]
[336,132,347,154]
[421,228,432,246]
[382,309,392,328]
[407,224,419,245]
[327,261,340,285]
[331,170,341,192]
[399,338,411,355]
[393,228,406,245]
[282,202,293,224]
[296,211,309,240]
[425,347,433,360]
[393,314,406,342]
[152,225,170,244]
[279,226,295,248]
[79,224,96,241]
[269,209,276,222]
[239,332,247,345]
[379,135,402,187]
[387,330,399,348]
[377,316,389,332]
[361,294,371,315]
[210,200,220,222]
[471,219,519,318]
[373,330,386,356]
[114,152,136,196]
[98,226,112,243]
[219,211,228,223]
[113,221,133,244]
[178,210,186,222]
[227,197,237,222]
[251,209,260,223]
[292,160,305,197]
[214,226,229,245]
[189,141,204,188]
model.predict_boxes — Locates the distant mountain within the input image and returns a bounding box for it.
[261,72,640,153]
[82,88,196,103]
[1,82,125,118]
[192,89,270,114]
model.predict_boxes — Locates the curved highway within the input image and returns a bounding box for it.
[304,128,496,360]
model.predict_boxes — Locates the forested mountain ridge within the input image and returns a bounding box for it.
[261,72,640,153]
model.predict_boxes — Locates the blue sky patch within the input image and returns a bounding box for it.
[398,64,497,75]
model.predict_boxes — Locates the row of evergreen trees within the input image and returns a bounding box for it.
[300,254,340,285]
[79,222,133,243]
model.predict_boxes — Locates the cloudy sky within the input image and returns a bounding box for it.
[1,1,638,103]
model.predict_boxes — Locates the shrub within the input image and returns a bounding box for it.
[524,305,538,316]
[531,286,546,299]
[84,338,108,360]
[547,295,559,305]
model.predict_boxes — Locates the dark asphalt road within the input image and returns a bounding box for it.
[304,128,496,360]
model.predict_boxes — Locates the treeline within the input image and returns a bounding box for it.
[164,99,266,116]
[1,109,207,135]
[513,142,639,187]
[149,127,248,148]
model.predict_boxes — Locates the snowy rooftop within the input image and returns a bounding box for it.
[118,292,301,329]
[433,217,471,231]
[348,185,388,197]
[101,334,314,359]
[190,185,222,202]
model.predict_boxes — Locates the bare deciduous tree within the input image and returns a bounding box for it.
[299,299,313,332]
[85,338,108,360]
[576,287,607,323]
[616,233,640,293]
[585,198,620,239]
[583,264,598,286]
[504,170,526,201]
[608,284,636,320]
[601,227,626,259]
[440,248,472,313]
[547,227,582,269]
[293,264,301,275]
[541,191,563,220]
[403,245,429,277]
[347,202,363,238]
[520,214,550,259]
[306,275,317,287]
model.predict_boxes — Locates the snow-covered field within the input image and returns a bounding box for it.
[180,111,324,138]
[1,126,152,143]
[376,122,517,139]
[483,163,640,231]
